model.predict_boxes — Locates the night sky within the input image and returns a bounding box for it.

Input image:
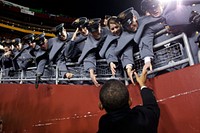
[7,0,142,18]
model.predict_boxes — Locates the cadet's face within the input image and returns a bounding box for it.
[4,46,10,52]
[91,26,101,40]
[29,42,36,48]
[148,4,163,18]
[109,23,122,36]
[79,27,88,36]
[58,29,67,41]
[130,17,138,32]
[91,31,101,40]
[15,43,22,50]
[40,40,48,50]
[126,16,138,32]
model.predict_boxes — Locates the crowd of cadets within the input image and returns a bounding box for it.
[0,0,200,87]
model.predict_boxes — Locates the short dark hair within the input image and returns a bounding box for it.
[99,79,129,112]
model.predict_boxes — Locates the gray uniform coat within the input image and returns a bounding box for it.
[35,46,49,76]
[78,27,109,72]
[65,33,87,62]
[13,44,35,70]
[99,34,119,64]
[48,33,74,78]
[115,31,138,69]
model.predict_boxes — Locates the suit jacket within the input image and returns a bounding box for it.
[97,87,160,133]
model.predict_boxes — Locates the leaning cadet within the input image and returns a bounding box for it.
[11,38,23,71]
[48,23,74,83]
[13,34,36,71]
[64,17,89,85]
[113,7,140,85]
[0,39,15,80]
[34,33,52,88]
[162,0,200,64]
[138,0,200,72]
[78,18,110,87]
[68,17,89,62]
[0,39,14,71]
[99,16,123,78]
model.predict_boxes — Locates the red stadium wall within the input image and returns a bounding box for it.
[0,64,200,133]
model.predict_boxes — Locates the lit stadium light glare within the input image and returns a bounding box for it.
[158,0,182,5]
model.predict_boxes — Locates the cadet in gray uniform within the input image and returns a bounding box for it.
[48,23,74,83]
[99,16,123,77]
[78,18,110,87]
[0,39,14,70]
[69,17,89,62]
[13,34,36,71]
[34,33,52,88]
[63,17,89,85]
[138,0,200,72]
[115,7,140,85]
[0,39,15,78]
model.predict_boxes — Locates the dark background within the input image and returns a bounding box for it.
[7,0,142,18]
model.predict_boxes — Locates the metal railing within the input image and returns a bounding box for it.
[0,32,195,85]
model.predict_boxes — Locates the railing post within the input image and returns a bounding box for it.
[55,65,59,85]
[0,68,2,83]
[182,33,195,66]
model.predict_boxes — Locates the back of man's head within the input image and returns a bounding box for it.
[99,79,129,113]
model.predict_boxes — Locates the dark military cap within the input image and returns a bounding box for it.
[11,38,21,46]
[34,33,46,46]
[22,33,35,44]
[117,7,139,27]
[86,18,101,32]
[72,17,88,28]
[141,0,160,13]
[52,23,65,36]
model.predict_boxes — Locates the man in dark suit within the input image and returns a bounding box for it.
[97,67,160,133]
